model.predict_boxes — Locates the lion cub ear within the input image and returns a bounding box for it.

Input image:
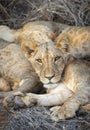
[21,42,38,58]
[55,35,70,53]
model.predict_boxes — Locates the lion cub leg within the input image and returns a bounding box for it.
[3,83,73,109]
[50,60,90,121]
[21,83,73,107]
[0,78,11,91]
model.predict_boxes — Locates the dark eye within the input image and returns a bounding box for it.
[36,59,42,64]
[54,56,61,62]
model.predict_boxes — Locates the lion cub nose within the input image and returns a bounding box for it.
[45,75,55,80]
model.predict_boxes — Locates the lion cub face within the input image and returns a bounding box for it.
[21,41,66,88]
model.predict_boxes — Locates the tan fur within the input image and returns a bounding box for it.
[0,21,90,120]
[56,26,90,58]
[0,41,43,98]
[0,21,68,97]
[14,59,90,121]
[0,22,69,86]
[0,21,68,43]
[3,41,90,120]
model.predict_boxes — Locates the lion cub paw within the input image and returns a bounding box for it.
[3,92,26,110]
[50,105,76,121]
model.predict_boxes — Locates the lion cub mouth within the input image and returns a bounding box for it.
[44,83,58,89]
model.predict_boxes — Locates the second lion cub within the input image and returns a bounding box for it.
[56,26,90,59]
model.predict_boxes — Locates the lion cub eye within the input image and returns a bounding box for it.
[36,59,42,64]
[54,56,61,62]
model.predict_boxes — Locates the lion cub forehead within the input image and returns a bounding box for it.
[35,42,62,58]
[40,42,56,52]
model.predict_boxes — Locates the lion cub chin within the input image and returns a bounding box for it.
[44,83,58,89]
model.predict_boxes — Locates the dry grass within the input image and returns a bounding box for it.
[0,0,90,28]
[0,101,90,130]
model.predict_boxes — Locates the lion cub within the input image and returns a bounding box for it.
[3,41,90,121]
[0,21,90,121]
[0,40,43,98]
[56,26,90,59]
